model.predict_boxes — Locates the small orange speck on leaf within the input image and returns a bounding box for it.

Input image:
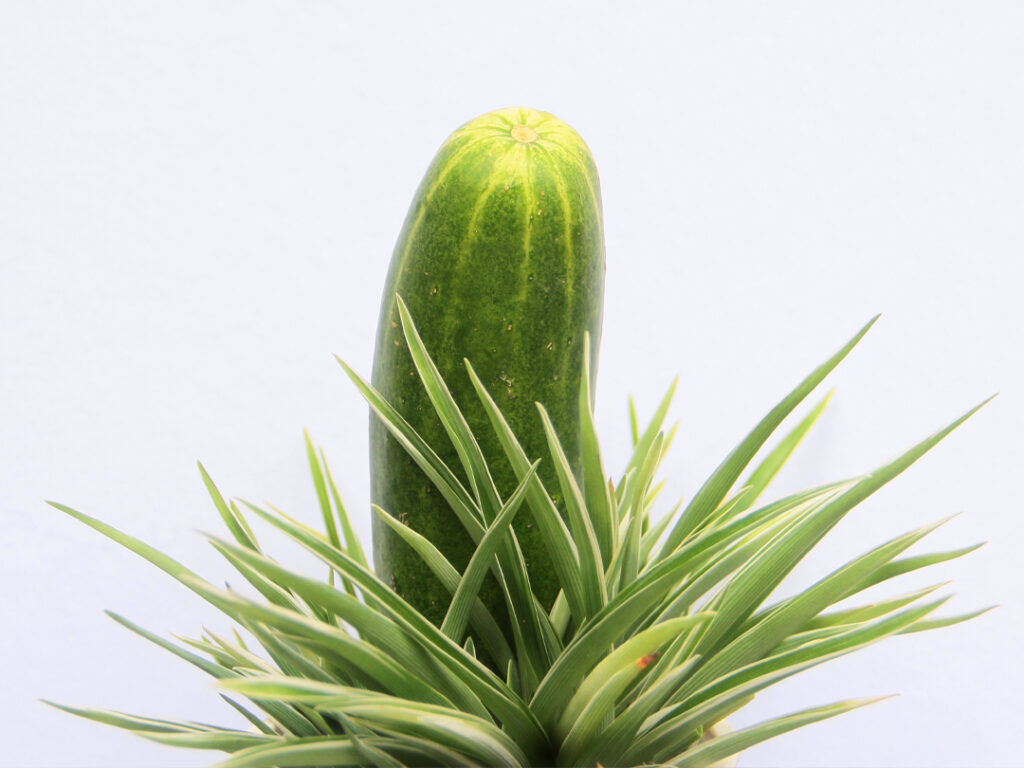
[637,652,660,669]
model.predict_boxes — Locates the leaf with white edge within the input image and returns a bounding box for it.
[620,377,678,490]
[215,734,482,768]
[199,462,258,551]
[336,356,484,533]
[218,696,276,735]
[639,483,851,639]
[41,701,268,751]
[338,370,549,679]
[104,612,317,736]
[329,701,528,767]
[304,431,342,551]
[639,497,683,563]
[579,331,616,564]
[898,604,998,634]
[220,504,549,756]
[320,450,369,569]
[574,655,704,767]
[243,622,342,686]
[48,501,200,585]
[41,700,217,734]
[683,515,959,698]
[465,358,587,626]
[656,697,889,767]
[330,711,406,768]
[662,316,879,554]
[213,737,369,768]
[557,628,700,764]
[222,677,529,767]
[47,503,326,737]
[396,296,555,675]
[685,396,991,664]
[666,596,949,732]
[617,432,665,590]
[203,536,487,717]
[211,540,305,613]
[181,570,457,709]
[105,611,231,680]
[556,616,697,741]
[372,504,514,673]
[558,663,643,765]
[734,390,833,516]
[850,542,986,596]
[442,462,539,643]
[396,295,496,510]
[532,605,712,730]
[537,402,607,616]
[142,731,274,749]
[800,582,948,633]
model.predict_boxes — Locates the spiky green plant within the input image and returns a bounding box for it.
[45,299,992,768]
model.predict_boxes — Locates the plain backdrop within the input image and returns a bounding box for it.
[2,2,1021,767]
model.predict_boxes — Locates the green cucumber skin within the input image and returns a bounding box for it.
[370,107,605,635]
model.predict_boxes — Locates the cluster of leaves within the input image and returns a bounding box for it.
[46,299,991,767]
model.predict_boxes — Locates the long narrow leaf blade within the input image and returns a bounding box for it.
[442,462,539,642]
[662,316,879,554]
[660,697,887,767]
[579,331,616,563]
[684,398,992,666]
[372,505,514,672]
[734,390,833,515]
[225,503,550,756]
[198,463,258,550]
[537,402,607,616]
[464,359,587,624]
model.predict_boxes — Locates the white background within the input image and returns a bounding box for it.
[2,2,1021,767]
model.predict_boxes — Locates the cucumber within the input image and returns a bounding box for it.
[370,107,605,639]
